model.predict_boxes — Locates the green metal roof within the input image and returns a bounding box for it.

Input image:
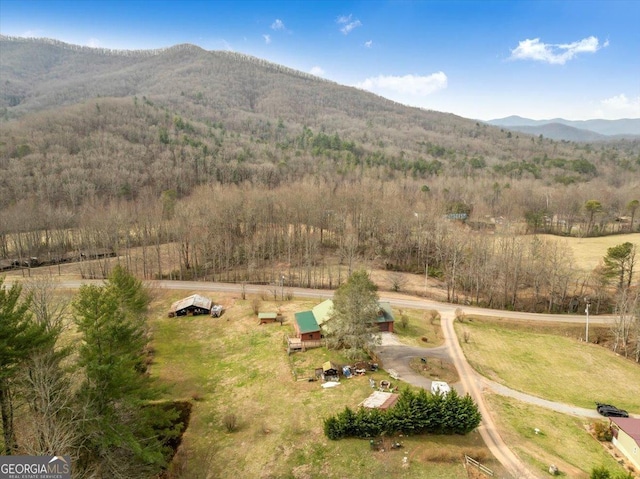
[375,302,395,323]
[295,311,320,334]
[258,312,278,319]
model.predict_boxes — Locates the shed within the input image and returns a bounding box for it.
[431,381,451,396]
[360,391,399,411]
[610,417,640,470]
[322,361,339,377]
[374,301,395,333]
[259,312,279,324]
[168,294,213,317]
[294,311,321,341]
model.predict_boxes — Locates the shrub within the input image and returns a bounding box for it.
[223,413,238,433]
[593,421,613,441]
[251,298,261,315]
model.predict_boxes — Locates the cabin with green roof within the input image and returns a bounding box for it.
[294,310,321,341]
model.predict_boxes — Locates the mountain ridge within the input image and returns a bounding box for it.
[487,115,640,139]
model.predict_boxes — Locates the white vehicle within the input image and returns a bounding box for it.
[430,381,451,396]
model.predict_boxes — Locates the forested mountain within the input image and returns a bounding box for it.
[1,36,639,312]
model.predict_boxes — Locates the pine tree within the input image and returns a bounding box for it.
[0,277,52,454]
[326,270,381,360]
[73,268,178,476]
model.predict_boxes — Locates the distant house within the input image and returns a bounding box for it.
[610,417,640,470]
[168,294,213,317]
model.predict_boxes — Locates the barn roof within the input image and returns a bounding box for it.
[294,311,320,334]
[258,312,278,319]
[170,294,212,313]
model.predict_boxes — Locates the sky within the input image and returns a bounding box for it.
[1,0,639,121]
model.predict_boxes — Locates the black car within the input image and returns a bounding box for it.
[596,402,629,417]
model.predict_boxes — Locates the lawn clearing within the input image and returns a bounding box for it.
[150,292,497,478]
[485,393,628,478]
[538,233,640,273]
[456,317,640,412]
[393,308,445,347]
[408,357,459,384]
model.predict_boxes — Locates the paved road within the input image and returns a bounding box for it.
[14,277,618,478]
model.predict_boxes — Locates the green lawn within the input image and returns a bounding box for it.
[456,318,640,412]
[486,394,628,478]
[150,293,498,478]
[393,308,444,347]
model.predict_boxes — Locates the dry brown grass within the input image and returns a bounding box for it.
[538,232,640,273]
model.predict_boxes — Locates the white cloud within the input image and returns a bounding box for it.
[263,34,271,44]
[364,40,373,48]
[271,19,285,30]
[310,66,325,77]
[509,36,605,65]
[337,14,362,35]
[341,20,362,35]
[86,38,101,48]
[600,94,640,117]
[355,72,448,97]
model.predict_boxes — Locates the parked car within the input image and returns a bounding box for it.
[596,402,629,417]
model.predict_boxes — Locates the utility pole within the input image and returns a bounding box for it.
[585,299,591,343]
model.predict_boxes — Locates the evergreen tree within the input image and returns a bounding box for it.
[0,277,52,454]
[326,270,381,360]
[73,268,178,476]
[603,242,636,290]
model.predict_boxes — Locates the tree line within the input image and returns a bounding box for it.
[324,388,481,440]
[0,268,183,477]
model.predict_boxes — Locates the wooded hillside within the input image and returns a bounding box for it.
[1,36,639,313]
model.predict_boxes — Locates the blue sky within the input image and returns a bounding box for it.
[1,0,638,121]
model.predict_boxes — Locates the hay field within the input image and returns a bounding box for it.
[537,233,640,273]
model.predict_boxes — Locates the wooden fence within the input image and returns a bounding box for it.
[464,455,494,477]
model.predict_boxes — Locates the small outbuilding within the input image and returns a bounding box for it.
[360,391,400,411]
[258,312,279,324]
[610,417,640,470]
[322,361,339,377]
[431,381,451,396]
[168,294,213,317]
[374,302,395,333]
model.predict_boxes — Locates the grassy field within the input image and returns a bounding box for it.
[150,291,502,479]
[456,317,640,412]
[485,394,631,478]
[538,233,640,273]
[391,308,444,347]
